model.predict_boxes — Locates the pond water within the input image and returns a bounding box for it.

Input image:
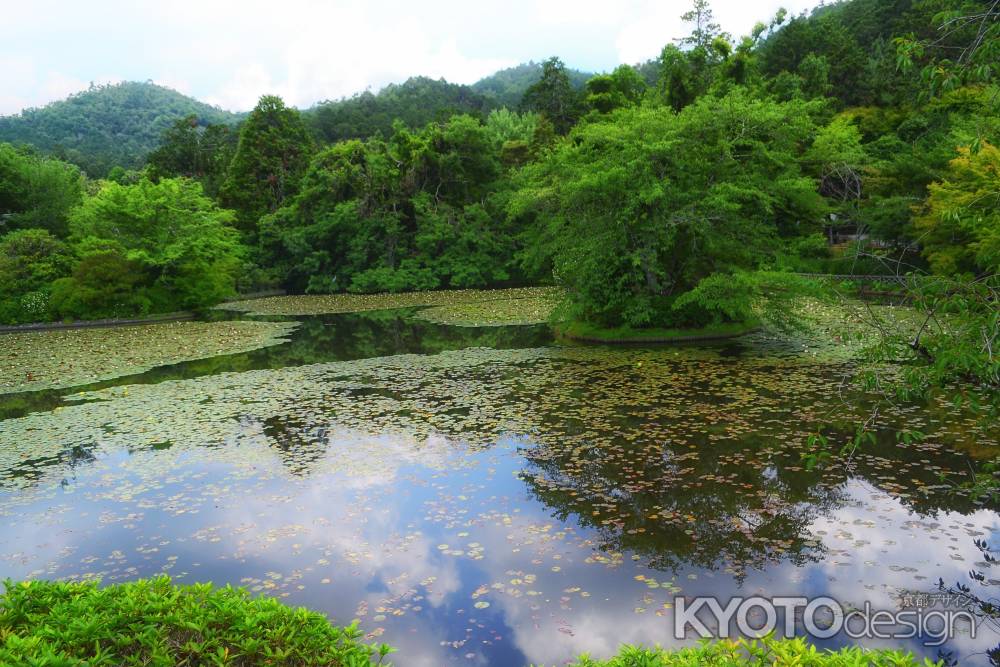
[0,307,998,666]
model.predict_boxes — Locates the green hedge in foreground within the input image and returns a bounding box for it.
[0,578,940,666]
[0,577,393,666]
[562,639,941,666]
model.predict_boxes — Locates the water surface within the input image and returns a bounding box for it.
[0,308,997,666]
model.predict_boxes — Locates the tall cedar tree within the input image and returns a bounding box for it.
[519,58,581,135]
[221,96,314,237]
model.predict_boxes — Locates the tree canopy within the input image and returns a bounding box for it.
[220,96,314,238]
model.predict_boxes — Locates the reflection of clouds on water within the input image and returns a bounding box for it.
[2,439,1000,665]
[0,340,999,665]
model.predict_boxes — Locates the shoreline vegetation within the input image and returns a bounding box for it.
[0,577,937,667]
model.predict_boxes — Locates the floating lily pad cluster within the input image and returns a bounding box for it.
[412,289,563,326]
[216,287,563,321]
[0,321,298,394]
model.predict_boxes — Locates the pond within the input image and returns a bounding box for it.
[0,301,997,666]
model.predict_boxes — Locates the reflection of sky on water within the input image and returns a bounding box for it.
[1,427,998,666]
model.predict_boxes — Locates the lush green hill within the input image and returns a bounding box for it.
[471,61,592,108]
[0,81,242,176]
[305,76,492,144]
[0,65,598,172]
[305,65,596,144]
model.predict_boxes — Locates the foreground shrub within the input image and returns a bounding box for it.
[562,637,940,666]
[0,577,392,666]
[0,578,939,666]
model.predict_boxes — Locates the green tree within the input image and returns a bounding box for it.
[896,1,1000,99]
[585,66,647,114]
[0,229,72,324]
[511,91,825,328]
[678,0,725,50]
[797,53,833,99]
[61,177,244,316]
[0,143,83,237]
[261,116,513,294]
[805,115,868,226]
[220,95,314,237]
[916,142,1000,276]
[520,57,582,134]
[484,108,538,146]
[146,115,236,198]
[657,45,696,111]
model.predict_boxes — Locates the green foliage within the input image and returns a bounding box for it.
[520,58,583,134]
[307,77,490,144]
[472,62,592,109]
[484,108,539,146]
[0,577,391,666]
[0,229,72,324]
[916,141,1000,275]
[678,0,727,50]
[261,115,513,294]
[221,96,314,236]
[146,115,237,198]
[0,143,83,237]
[895,1,1000,100]
[757,0,908,106]
[0,82,240,176]
[54,177,243,319]
[512,91,825,328]
[585,66,648,114]
[559,637,938,666]
[48,245,150,320]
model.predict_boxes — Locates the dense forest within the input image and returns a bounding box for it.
[1,0,997,369]
[305,64,591,144]
[0,65,593,178]
[0,82,242,175]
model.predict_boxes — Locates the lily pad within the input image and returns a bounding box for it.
[0,320,297,394]
[216,287,563,319]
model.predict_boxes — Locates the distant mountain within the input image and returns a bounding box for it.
[0,63,598,175]
[0,81,242,176]
[471,62,593,108]
[304,76,491,144]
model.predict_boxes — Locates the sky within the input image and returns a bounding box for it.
[0,0,822,115]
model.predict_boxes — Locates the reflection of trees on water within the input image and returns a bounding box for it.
[519,434,841,580]
[504,348,998,578]
[519,418,995,579]
[260,415,331,477]
[4,442,100,489]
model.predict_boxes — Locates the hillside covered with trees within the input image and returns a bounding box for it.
[0,82,242,176]
[0,64,595,179]
[471,61,593,108]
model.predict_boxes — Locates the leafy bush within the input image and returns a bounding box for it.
[0,577,392,667]
[48,248,151,320]
[66,176,244,317]
[0,228,73,324]
[348,263,440,293]
[561,637,939,666]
